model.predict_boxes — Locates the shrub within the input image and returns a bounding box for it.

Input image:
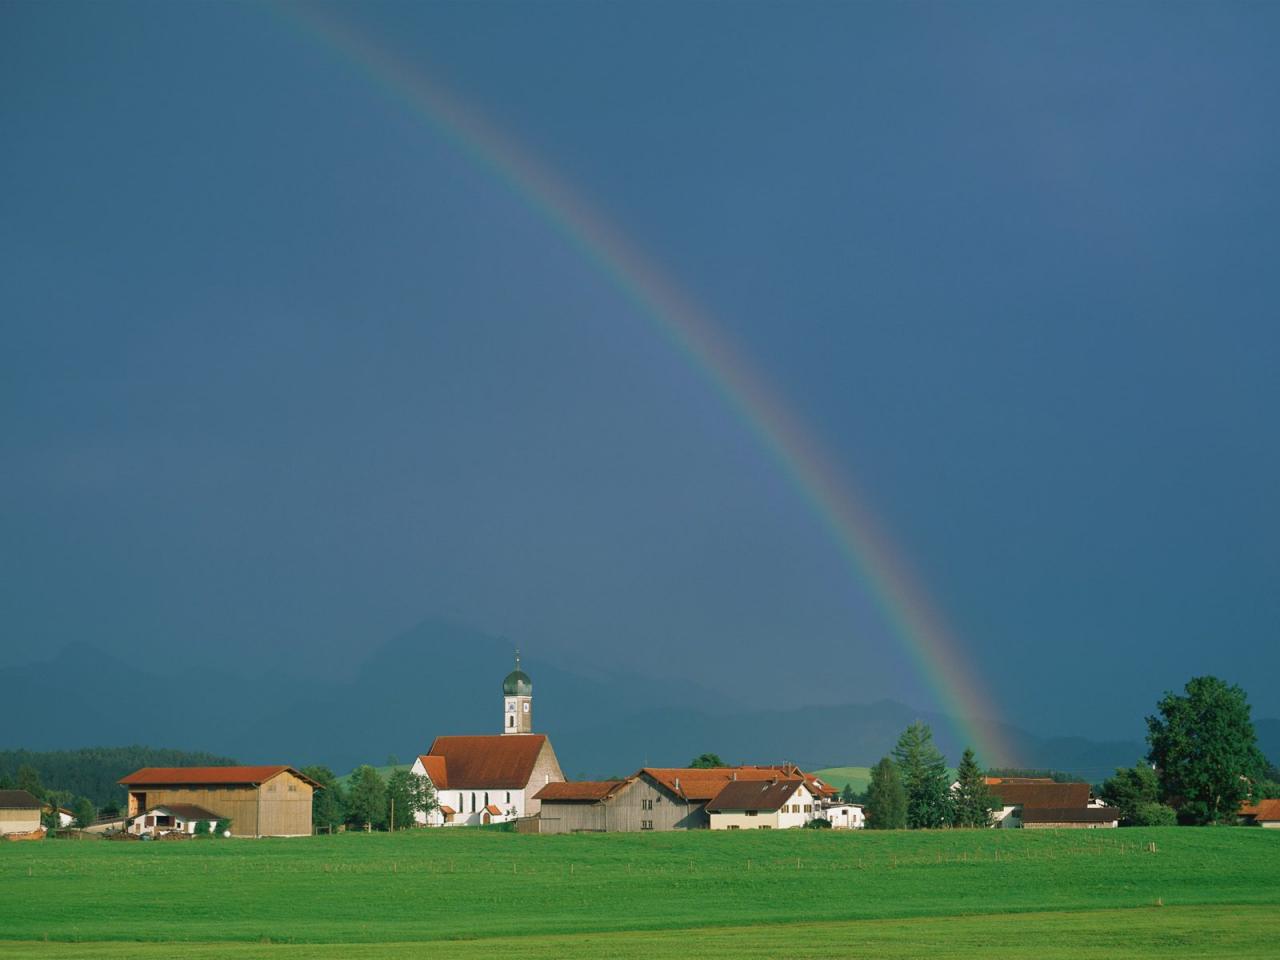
[1131,802,1177,827]
[804,817,832,829]
[193,820,212,836]
[214,819,232,837]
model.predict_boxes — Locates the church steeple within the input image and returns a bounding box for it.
[502,650,533,734]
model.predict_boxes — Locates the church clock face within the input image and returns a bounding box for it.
[506,701,515,713]
[522,702,529,713]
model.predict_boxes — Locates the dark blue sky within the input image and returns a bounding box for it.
[4,0,1278,740]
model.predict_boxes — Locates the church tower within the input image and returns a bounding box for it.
[502,652,533,735]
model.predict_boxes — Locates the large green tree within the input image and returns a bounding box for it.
[1146,676,1267,824]
[892,722,951,829]
[345,765,387,831]
[865,757,907,829]
[950,747,995,828]
[689,753,725,769]
[42,789,72,830]
[1100,763,1161,825]
[301,765,346,833]
[385,769,437,830]
[72,796,96,829]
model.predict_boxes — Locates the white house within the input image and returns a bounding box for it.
[412,658,564,827]
[707,779,817,830]
[130,803,225,837]
[820,801,865,829]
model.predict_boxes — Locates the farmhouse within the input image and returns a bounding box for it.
[1239,799,1280,828]
[119,766,319,837]
[412,657,564,826]
[707,778,814,830]
[0,790,42,836]
[535,764,834,833]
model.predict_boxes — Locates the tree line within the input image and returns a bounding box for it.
[859,675,1276,829]
[0,746,241,830]
[302,765,439,832]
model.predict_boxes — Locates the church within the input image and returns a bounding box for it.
[411,655,564,826]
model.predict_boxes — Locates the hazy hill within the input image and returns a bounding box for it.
[2,620,1272,782]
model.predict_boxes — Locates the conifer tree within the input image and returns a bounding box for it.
[950,747,994,828]
[866,756,907,829]
[892,722,951,829]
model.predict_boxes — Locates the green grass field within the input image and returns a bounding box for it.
[2,828,1276,958]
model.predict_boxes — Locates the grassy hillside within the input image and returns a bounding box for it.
[1,828,1276,958]
[813,766,873,793]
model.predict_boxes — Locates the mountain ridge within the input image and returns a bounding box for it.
[6,619,1274,781]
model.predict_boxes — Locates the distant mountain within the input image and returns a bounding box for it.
[5,620,1267,783]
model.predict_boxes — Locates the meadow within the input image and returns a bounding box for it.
[2,828,1276,958]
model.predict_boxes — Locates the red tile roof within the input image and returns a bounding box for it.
[987,782,1092,809]
[425,735,549,789]
[707,779,804,813]
[535,780,629,802]
[414,755,449,789]
[640,767,789,801]
[119,766,321,788]
[439,805,456,816]
[1240,798,1280,822]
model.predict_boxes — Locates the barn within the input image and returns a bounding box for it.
[119,766,319,837]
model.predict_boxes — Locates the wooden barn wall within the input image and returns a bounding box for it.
[601,776,704,832]
[536,801,606,834]
[257,771,314,836]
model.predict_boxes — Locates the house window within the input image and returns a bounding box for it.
[484,792,489,807]
[745,810,758,817]
[506,792,511,803]
[509,716,514,728]
[641,820,653,831]
[804,804,813,813]
[727,825,739,831]
[471,793,476,813]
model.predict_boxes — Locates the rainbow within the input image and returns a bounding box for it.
[272,4,1014,765]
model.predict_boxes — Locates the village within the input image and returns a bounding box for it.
[5,658,1201,842]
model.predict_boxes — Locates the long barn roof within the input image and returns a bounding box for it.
[119,766,321,788]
